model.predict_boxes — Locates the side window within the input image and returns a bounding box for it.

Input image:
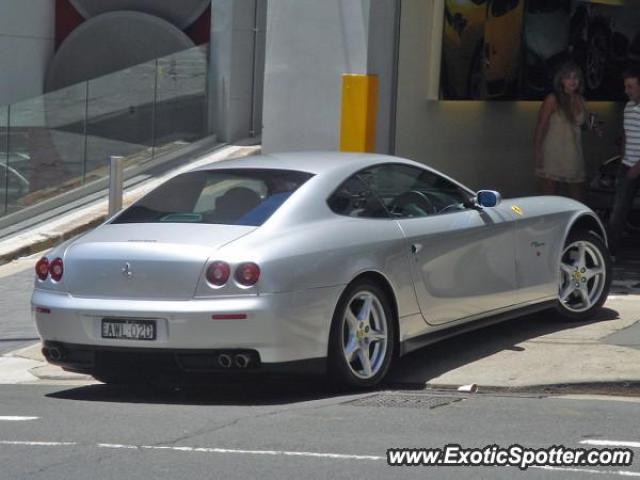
[359,164,471,218]
[328,175,388,218]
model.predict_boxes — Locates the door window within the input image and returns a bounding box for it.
[357,164,472,218]
[327,175,389,218]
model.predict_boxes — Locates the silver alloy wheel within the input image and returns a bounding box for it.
[341,290,389,380]
[559,240,606,313]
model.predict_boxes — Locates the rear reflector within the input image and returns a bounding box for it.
[36,307,51,314]
[211,314,247,320]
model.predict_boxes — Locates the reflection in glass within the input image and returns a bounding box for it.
[85,60,156,182]
[6,84,87,213]
[0,43,212,222]
[154,45,208,152]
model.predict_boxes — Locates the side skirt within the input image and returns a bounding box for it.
[400,300,556,357]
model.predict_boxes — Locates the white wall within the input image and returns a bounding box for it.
[395,0,624,197]
[0,0,55,106]
[262,0,370,152]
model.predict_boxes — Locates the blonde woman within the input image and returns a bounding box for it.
[534,62,588,201]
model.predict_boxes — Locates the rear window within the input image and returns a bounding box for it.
[112,168,314,226]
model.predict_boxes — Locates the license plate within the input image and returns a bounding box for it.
[101,319,156,341]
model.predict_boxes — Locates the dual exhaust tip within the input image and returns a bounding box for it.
[218,353,251,369]
[44,345,253,370]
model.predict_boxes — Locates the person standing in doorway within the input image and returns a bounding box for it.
[608,66,640,257]
[534,62,588,201]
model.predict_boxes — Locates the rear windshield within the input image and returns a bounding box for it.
[112,168,314,226]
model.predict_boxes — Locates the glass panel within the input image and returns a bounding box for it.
[5,83,87,214]
[0,105,8,216]
[154,45,208,153]
[0,43,212,221]
[85,60,156,184]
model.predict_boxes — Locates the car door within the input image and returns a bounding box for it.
[360,164,517,326]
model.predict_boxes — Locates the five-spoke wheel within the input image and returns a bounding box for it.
[556,231,611,320]
[329,280,396,387]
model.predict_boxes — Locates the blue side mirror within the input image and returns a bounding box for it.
[476,190,502,208]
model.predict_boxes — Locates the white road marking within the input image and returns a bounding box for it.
[581,440,640,449]
[532,466,640,477]
[4,439,640,476]
[0,417,38,421]
[97,443,383,460]
[0,441,76,446]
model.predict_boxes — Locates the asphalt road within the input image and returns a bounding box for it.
[0,383,639,479]
[0,255,39,354]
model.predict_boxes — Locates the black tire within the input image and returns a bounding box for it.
[555,230,611,321]
[328,280,396,388]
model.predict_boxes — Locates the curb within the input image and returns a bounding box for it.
[0,217,107,265]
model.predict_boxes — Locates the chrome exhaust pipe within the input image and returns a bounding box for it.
[47,346,63,362]
[218,353,232,369]
[234,353,250,369]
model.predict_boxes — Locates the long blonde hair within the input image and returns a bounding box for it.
[553,62,584,123]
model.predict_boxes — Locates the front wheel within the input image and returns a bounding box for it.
[555,231,611,321]
[328,280,396,388]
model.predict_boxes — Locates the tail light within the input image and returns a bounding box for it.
[49,257,64,282]
[206,261,230,286]
[235,262,260,286]
[35,257,49,281]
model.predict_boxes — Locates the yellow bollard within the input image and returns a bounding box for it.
[339,74,378,152]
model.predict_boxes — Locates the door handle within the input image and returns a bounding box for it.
[411,243,423,254]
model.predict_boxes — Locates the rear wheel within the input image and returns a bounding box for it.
[328,280,396,388]
[555,231,611,320]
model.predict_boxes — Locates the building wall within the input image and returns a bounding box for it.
[0,0,55,106]
[262,0,370,152]
[395,0,624,197]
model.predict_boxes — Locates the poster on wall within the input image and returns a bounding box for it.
[440,0,640,100]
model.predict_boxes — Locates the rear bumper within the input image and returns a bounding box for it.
[33,285,343,365]
[41,341,327,379]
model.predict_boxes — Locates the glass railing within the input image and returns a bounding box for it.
[0,44,209,221]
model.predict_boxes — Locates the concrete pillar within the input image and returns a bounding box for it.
[262,0,399,154]
[208,0,263,142]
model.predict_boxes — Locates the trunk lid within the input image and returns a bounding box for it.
[63,223,255,299]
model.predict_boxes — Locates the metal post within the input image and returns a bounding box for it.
[2,105,10,216]
[108,155,124,216]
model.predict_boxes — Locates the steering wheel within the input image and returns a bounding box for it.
[389,190,436,217]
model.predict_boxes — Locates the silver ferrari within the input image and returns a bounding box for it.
[32,152,612,387]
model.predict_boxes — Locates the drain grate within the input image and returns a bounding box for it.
[344,393,463,409]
